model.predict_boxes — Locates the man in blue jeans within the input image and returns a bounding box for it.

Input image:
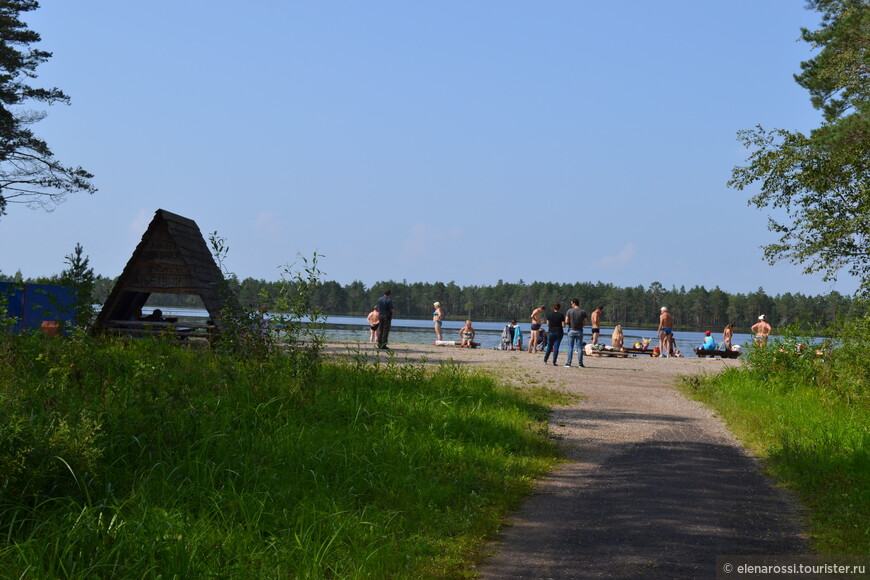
[564,298,589,368]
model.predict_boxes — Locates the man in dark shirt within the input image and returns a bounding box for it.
[376,289,395,349]
[564,299,588,368]
[543,303,566,366]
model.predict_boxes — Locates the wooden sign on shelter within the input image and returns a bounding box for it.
[93,209,240,337]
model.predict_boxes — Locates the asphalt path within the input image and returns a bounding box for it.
[326,343,810,579]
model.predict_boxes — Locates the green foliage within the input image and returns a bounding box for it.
[0,0,96,219]
[207,232,327,366]
[58,243,95,328]
[742,314,869,404]
[271,251,328,357]
[796,0,870,124]
[682,310,870,553]
[729,0,870,295]
[0,333,559,578]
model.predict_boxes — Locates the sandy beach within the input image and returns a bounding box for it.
[325,342,808,578]
[323,340,743,390]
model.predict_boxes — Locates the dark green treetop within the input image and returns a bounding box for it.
[729,0,870,295]
[0,0,95,219]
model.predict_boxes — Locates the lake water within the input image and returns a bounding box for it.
[145,307,757,357]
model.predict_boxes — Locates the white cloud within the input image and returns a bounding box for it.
[128,209,150,239]
[594,243,637,269]
[400,222,463,261]
[254,211,284,236]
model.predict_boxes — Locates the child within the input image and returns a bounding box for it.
[512,321,523,351]
[459,320,475,348]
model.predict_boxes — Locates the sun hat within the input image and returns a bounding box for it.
[758,314,766,320]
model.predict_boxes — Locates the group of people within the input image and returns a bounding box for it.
[675,310,773,355]
[366,290,774,356]
[366,290,395,349]
[525,300,604,367]
[364,292,476,350]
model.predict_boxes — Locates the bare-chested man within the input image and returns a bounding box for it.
[657,306,674,358]
[590,306,604,345]
[366,305,379,343]
[529,304,545,353]
[750,314,772,346]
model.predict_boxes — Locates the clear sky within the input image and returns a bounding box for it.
[0,1,860,297]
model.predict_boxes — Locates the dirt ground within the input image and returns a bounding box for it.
[324,342,809,579]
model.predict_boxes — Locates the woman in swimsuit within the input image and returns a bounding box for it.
[611,325,624,350]
[723,323,734,350]
[459,320,475,348]
[433,301,444,341]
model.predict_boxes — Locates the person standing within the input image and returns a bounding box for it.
[723,323,735,350]
[432,301,444,341]
[529,304,545,354]
[658,306,674,358]
[564,299,588,368]
[590,305,604,345]
[376,289,395,349]
[543,302,566,366]
[512,321,523,351]
[751,315,772,346]
[366,306,380,343]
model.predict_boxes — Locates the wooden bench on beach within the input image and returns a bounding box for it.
[104,318,216,342]
[585,345,655,357]
[693,347,741,359]
[434,340,481,348]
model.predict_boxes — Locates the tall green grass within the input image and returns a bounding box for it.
[0,333,562,578]
[681,319,870,554]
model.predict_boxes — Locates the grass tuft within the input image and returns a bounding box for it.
[0,334,561,578]
[681,332,870,554]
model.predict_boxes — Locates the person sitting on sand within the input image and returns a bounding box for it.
[459,320,475,348]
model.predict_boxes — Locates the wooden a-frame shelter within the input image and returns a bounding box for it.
[92,209,240,337]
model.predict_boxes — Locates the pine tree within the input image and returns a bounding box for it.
[0,0,96,219]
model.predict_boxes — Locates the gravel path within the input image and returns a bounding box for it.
[325,343,809,579]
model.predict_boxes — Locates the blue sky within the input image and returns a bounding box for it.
[0,1,860,297]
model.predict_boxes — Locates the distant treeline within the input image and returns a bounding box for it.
[3,272,859,332]
[222,277,860,332]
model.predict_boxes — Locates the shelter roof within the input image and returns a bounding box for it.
[92,209,240,332]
